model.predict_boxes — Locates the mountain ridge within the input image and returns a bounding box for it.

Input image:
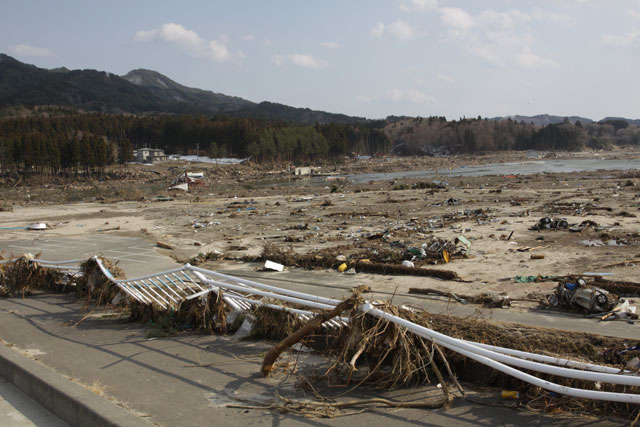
[0,54,367,124]
[0,54,637,125]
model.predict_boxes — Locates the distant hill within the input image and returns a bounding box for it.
[0,54,367,124]
[601,116,640,126]
[122,68,252,113]
[492,114,594,126]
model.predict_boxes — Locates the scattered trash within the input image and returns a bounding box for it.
[599,300,638,322]
[168,183,189,192]
[402,260,415,268]
[502,391,520,399]
[28,222,47,230]
[337,263,348,272]
[233,318,253,339]
[529,217,569,231]
[515,275,557,283]
[530,253,545,260]
[264,260,284,272]
[455,235,471,250]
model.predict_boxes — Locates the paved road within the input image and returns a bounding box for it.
[0,377,68,427]
[0,295,623,427]
[0,235,633,426]
[0,235,180,278]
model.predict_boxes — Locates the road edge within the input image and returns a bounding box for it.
[0,343,153,427]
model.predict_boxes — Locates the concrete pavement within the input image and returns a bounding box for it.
[0,377,68,427]
[0,235,635,425]
[0,293,627,427]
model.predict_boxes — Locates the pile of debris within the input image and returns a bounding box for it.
[403,237,464,264]
[0,254,73,297]
[545,277,640,324]
[547,278,618,314]
[529,217,569,231]
[75,257,127,307]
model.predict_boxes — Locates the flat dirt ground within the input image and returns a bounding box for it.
[2,149,640,423]
[1,149,639,307]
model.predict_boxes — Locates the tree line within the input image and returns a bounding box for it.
[2,109,639,175]
[387,116,640,155]
[0,111,390,174]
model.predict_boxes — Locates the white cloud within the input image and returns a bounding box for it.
[371,20,420,41]
[272,53,327,69]
[602,29,640,47]
[399,0,438,13]
[515,48,558,69]
[242,34,255,41]
[440,8,474,35]
[9,44,54,57]
[320,41,339,49]
[439,7,557,69]
[208,40,231,62]
[135,23,202,47]
[436,72,455,85]
[133,29,159,43]
[388,19,418,40]
[388,88,435,103]
[531,8,575,25]
[134,23,242,62]
[371,22,385,38]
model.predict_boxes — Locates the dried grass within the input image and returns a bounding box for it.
[75,257,126,307]
[129,290,229,335]
[0,254,70,297]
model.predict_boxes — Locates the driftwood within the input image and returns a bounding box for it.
[261,297,357,377]
[355,261,461,281]
[156,241,175,250]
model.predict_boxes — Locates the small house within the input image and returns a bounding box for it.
[134,148,167,163]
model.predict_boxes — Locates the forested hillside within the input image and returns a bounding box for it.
[0,54,369,124]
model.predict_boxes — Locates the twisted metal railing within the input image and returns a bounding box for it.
[1,255,639,404]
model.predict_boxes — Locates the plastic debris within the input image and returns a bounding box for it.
[455,235,471,250]
[264,260,284,272]
[515,275,557,283]
[502,391,520,399]
[337,263,348,272]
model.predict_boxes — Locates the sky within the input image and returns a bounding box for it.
[2,0,639,120]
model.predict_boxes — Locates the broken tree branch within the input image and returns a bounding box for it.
[261,296,357,377]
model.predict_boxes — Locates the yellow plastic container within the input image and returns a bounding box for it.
[501,390,520,399]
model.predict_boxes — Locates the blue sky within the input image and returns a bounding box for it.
[2,0,639,120]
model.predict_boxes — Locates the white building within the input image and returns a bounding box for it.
[134,148,167,163]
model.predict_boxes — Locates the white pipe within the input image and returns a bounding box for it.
[198,276,337,311]
[361,304,640,403]
[35,264,82,271]
[188,265,342,306]
[228,294,350,324]
[461,340,630,375]
[34,258,88,265]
